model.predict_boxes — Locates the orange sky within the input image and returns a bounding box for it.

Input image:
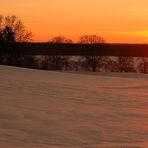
[0,0,148,43]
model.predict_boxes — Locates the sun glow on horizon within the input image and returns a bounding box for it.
[0,0,148,43]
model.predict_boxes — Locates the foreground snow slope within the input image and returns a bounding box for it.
[0,65,148,148]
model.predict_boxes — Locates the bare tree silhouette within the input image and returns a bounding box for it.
[79,35,105,44]
[0,15,34,67]
[117,57,135,72]
[49,36,72,44]
[47,36,73,70]
[137,57,148,73]
[79,35,106,72]
[0,15,32,42]
[0,26,15,42]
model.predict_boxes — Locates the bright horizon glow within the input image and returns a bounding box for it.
[0,0,148,43]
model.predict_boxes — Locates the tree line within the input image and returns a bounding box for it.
[0,15,148,73]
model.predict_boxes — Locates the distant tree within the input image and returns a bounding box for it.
[79,35,106,72]
[137,57,148,73]
[68,58,84,71]
[39,56,51,70]
[79,35,105,44]
[50,36,72,44]
[116,57,135,72]
[48,36,73,70]
[103,57,118,72]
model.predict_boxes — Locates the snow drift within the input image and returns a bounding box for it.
[0,65,148,148]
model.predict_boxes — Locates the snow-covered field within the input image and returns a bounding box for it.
[0,65,148,148]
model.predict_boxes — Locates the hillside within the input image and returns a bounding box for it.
[0,65,148,148]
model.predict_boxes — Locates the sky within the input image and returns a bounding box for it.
[0,0,148,43]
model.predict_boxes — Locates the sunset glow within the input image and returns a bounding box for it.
[1,0,148,43]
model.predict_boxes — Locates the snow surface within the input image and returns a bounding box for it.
[0,65,148,148]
